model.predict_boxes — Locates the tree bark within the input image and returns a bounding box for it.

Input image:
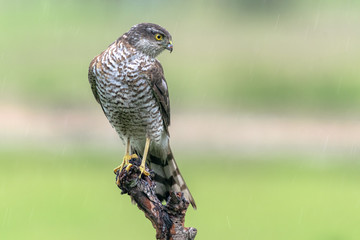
[114,157,197,240]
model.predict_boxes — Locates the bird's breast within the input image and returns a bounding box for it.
[95,45,164,143]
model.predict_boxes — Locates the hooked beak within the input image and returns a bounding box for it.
[166,40,173,53]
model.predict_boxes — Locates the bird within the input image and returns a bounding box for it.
[88,23,196,209]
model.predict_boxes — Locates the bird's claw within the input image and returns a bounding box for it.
[113,154,139,174]
[138,164,150,178]
[125,163,133,172]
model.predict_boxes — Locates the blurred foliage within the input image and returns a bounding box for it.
[2,2,360,239]
[1,0,360,113]
[1,148,360,239]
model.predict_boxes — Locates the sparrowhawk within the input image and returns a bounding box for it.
[88,23,196,209]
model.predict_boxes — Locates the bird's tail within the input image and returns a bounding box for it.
[147,149,197,209]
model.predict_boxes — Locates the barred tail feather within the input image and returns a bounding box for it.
[166,153,197,209]
[147,151,196,209]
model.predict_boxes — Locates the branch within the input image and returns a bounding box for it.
[114,157,197,240]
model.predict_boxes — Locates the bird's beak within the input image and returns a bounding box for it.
[166,40,173,53]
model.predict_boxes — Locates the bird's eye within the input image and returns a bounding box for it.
[155,34,163,41]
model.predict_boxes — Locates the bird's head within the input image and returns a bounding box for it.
[125,23,173,58]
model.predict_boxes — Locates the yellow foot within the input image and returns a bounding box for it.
[138,164,150,178]
[113,154,139,173]
[125,163,133,171]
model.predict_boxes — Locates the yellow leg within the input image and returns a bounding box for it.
[139,137,151,178]
[113,138,138,173]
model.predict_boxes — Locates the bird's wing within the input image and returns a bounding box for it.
[148,60,171,133]
[88,57,108,116]
[88,58,101,104]
[142,61,197,208]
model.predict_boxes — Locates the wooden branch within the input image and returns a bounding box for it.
[114,157,197,240]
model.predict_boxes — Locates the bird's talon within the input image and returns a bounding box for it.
[130,154,138,159]
[113,165,122,174]
[114,153,137,174]
[123,154,132,162]
[138,165,150,178]
[125,163,133,172]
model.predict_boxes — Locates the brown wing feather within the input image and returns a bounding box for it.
[88,58,101,104]
[148,60,171,133]
[88,57,108,116]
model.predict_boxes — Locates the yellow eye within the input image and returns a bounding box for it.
[155,34,163,41]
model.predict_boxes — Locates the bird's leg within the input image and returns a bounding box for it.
[138,137,151,178]
[114,138,138,173]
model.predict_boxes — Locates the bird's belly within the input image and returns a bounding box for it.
[100,79,164,144]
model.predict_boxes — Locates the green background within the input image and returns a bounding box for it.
[1,0,360,239]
